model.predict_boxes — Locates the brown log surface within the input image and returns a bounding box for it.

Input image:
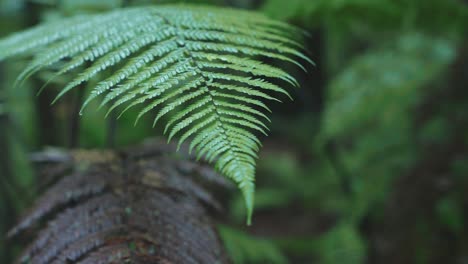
[10,141,230,264]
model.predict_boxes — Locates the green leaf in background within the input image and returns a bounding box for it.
[262,0,398,26]
[436,196,464,234]
[219,225,288,264]
[0,0,24,15]
[60,0,123,13]
[318,223,366,264]
[322,33,456,139]
[262,0,468,34]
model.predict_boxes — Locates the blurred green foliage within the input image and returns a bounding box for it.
[1,0,468,263]
[318,224,366,264]
[262,0,468,34]
[219,225,288,264]
[322,33,456,138]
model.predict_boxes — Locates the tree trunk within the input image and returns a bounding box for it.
[9,140,230,264]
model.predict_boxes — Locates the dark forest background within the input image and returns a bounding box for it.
[1,0,467,263]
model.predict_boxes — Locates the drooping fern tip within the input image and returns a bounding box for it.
[0,4,312,224]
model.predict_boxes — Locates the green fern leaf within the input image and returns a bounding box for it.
[0,4,310,224]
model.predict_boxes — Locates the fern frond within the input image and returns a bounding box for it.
[0,4,310,224]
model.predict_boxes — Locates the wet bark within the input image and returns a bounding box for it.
[10,141,230,264]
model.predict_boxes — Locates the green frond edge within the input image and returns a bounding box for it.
[0,4,311,225]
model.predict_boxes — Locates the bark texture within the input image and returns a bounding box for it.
[9,141,230,264]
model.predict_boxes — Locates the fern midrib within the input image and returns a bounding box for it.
[152,12,254,215]
[181,41,250,170]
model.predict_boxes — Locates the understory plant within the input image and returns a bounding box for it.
[0,4,311,224]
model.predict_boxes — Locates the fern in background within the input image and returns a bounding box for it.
[219,225,288,264]
[321,33,456,139]
[262,0,468,33]
[0,4,311,224]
